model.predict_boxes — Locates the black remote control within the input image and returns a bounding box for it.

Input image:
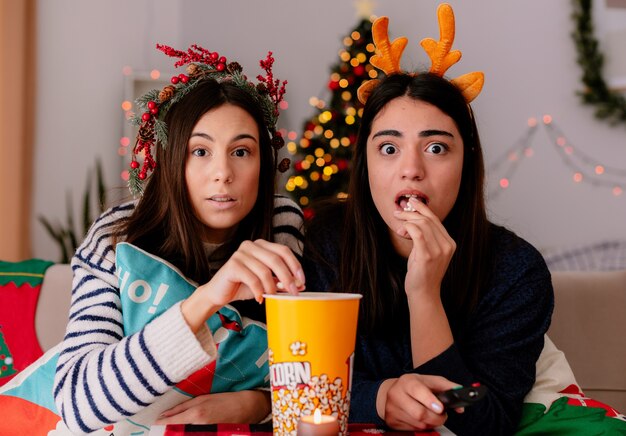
[435,383,487,409]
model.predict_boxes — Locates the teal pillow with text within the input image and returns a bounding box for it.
[115,241,270,395]
[0,242,269,435]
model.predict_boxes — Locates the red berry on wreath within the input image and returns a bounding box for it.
[138,172,146,180]
[171,76,180,84]
[216,63,225,72]
[130,161,139,169]
[147,101,156,109]
[141,113,151,121]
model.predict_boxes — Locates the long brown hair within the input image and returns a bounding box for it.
[341,73,492,334]
[115,79,276,284]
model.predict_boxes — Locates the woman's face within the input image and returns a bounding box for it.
[185,103,261,243]
[366,96,464,250]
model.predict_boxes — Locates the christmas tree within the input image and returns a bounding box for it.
[285,12,378,218]
[0,327,17,380]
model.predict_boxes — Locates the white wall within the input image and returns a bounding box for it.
[32,0,626,261]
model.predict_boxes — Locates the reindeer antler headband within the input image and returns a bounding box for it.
[357,3,484,104]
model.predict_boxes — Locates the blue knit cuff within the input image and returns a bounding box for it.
[349,379,386,425]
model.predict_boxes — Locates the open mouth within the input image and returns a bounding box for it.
[396,193,428,210]
[208,195,236,204]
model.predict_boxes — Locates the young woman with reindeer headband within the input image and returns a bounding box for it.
[54,45,305,433]
[304,4,553,434]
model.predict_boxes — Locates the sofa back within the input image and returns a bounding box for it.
[35,264,72,351]
[548,269,626,412]
[35,265,626,413]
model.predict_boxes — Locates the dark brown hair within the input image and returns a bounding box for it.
[341,73,491,334]
[115,79,276,284]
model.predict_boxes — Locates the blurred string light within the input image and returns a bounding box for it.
[487,117,539,199]
[488,115,625,199]
[543,116,626,196]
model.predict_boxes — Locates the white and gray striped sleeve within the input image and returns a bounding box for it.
[272,195,304,258]
[53,203,216,434]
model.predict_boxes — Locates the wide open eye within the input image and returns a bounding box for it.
[425,142,448,155]
[379,143,398,155]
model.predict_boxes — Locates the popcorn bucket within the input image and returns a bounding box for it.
[264,292,361,435]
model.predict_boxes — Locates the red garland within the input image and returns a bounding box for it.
[257,52,287,116]
[129,45,289,193]
[132,118,157,179]
[156,43,226,69]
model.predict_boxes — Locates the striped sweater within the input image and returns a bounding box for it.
[53,195,304,434]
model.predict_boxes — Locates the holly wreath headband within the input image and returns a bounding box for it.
[127,44,288,196]
[357,3,484,105]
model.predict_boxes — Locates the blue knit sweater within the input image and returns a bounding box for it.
[303,206,553,436]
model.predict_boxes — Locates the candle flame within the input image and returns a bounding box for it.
[313,408,322,424]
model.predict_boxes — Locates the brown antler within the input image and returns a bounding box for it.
[420,4,461,76]
[421,3,483,102]
[357,16,408,104]
[369,17,408,74]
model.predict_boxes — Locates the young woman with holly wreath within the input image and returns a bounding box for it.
[53,44,305,434]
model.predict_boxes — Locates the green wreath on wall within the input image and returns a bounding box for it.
[572,0,626,125]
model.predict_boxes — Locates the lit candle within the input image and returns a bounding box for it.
[296,409,340,436]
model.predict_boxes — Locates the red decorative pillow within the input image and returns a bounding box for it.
[0,259,53,386]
